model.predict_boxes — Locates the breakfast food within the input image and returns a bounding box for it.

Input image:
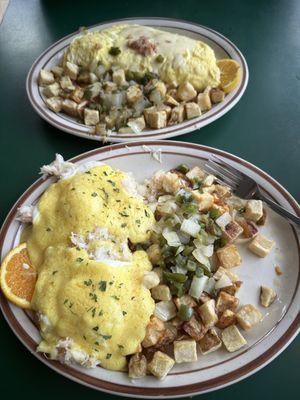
[0,156,277,380]
[38,24,241,136]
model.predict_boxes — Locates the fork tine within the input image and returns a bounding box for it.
[211,155,246,179]
[206,160,241,184]
[204,163,237,189]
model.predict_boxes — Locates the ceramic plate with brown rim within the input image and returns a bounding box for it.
[26,18,248,143]
[0,141,299,397]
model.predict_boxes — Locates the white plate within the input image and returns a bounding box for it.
[26,18,249,143]
[0,141,299,398]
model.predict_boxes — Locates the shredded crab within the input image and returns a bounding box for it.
[128,36,157,56]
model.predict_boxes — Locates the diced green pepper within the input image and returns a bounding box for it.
[175,164,189,174]
[177,304,194,321]
[109,47,121,56]
[163,271,187,283]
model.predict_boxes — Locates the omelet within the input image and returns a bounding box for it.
[63,24,220,91]
[26,164,156,370]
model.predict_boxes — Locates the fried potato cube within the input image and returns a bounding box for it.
[168,105,185,125]
[224,221,243,242]
[248,234,275,258]
[182,315,207,340]
[260,286,277,308]
[199,328,222,354]
[214,184,231,198]
[65,61,79,80]
[185,102,202,119]
[126,85,143,104]
[222,325,247,352]
[197,87,212,111]
[199,292,212,304]
[174,294,197,309]
[156,324,177,348]
[216,291,239,314]
[165,94,179,107]
[39,69,55,86]
[192,192,214,211]
[70,86,84,103]
[60,75,75,92]
[43,82,61,98]
[221,281,243,296]
[197,299,218,328]
[244,200,263,222]
[210,88,225,103]
[216,244,242,268]
[84,108,99,126]
[128,116,146,131]
[148,351,175,380]
[151,285,172,301]
[174,340,197,363]
[213,266,240,282]
[177,82,197,101]
[142,270,160,289]
[128,353,147,378]
[257,208,267,225]
[77,100,88,118]
[186,166,206,181]
[146,244,161,265]
[51,66,64,78]
[61,99,78,116]
[94,123,107,136]
[236,304,262,330]
[216,309,237,329]
[142,316,165,348]
[146,110,167,129]
[45,96,62,113]
[104,81,117,93]
[105,114,117,129]
[112,68,126,86]
[149,81,167,100]
[157,104,172,118]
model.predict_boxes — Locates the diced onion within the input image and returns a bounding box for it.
[204,277,216,294]
[215,274,232,290]
[127,120,143,134]
[192,248,211,269]
[180,218,200,237]
[171,265,187,274]
[177,231,190,245]
[193,240,214,257]
[189,275,209,299]
[154,301,177,321]
[162,228,181,247]
[215,212,232,230]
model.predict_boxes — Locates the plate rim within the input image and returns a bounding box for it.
[26,17,249,143]
[0,140,299,398]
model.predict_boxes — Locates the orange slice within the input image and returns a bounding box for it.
[0,243,36,309]
[217,59,242,93]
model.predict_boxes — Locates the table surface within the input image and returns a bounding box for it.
[0,0,299,399]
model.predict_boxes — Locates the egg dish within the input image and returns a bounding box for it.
[1,155,276,380]
[38,24,241,137]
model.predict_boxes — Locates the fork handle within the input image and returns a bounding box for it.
[256,189,300,227]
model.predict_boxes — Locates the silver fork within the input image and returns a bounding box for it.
[204,155,300,226]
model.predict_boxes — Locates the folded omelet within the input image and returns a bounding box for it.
[63,24,220,91]
[26,164,155,370]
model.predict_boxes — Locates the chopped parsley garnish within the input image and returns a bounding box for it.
[118,344,124,349]
[119,211,129,217]
[91,308,96,318]
[76,257,84,262]
[89,293,98,302]
[113,188,120,193]
[63,299,68,305]
[107,179,116,186]
[92,326,99,332]
[111,295,120,301]
[109,281,114,285]
[103,171,108,176]
[91,192,98,197]
[94,341,99,346]
[122,311,127,316]
[101,334,112,340]
[98,310,103,316]
[46,227,52,232]
[145,210,150,217]
[84,279,93,286]
[121,223,127,228]
[109,46,121,56]
[106,353,112,359]
[155,54,164,63]
[52,270,58,275]
[135,219,141,224]
[99,280,107,292]
[83,335,87,340]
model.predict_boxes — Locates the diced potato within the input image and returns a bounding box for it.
[105,114,117,129]
[216,309,237,329]
[61,99,78,116]
[174,340,197,363]
[222,325,247,352]
[182,316,207,341]
[151,285,172,301]
[39,69,55,86]
[126,85,143,104]
[142,316,165,348]
[154,301,177,322]
[214,184,231,198]
[216,244,242,268]
[221,281,242,296]
[168,105,185,125]
[199,292,212,304]
[186,166,206,181]
[199,328,222,354]
[94,123,107,136]
[192,192,214,211]
[248,234,275,258]
[128,116,146,132]
[146,244,161,265]
[177,82,197,101]
[197,299,218,328]
[118,127,132,133]
[65,61,79,80]
[156,324,177,348]
[216,291,239,314]
[236,304,263,330]
[153,267,163,282]
[157,104,172,118]
[149,81,167,100]
[51,66,64,78]
[43,82,61,98]
[260,286,276,307]
[223,221,244,242]
[128,353,147,379]
[89,72,98,83]
[147,110,167,129]
[159,171,185,194]
[165,94,179,107]
[147,351,175,380]
[185,102,201,119]
[77,100,88,118]
[257,208,267,225]
[240,220,258,238]
[203,174,215,186]
[70,86,84,103]
[197,87,212,111]
[60,75,75,92]
[45,96,62,113]
[112,69,126,86]
[77,71,90,83]
[210,88,225,103]
[142,271,160,289]
[245,200,263,222]
[174,295,197,309]
[104,81,117,93]
[84,108,99,126]
[213,266,239,282]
